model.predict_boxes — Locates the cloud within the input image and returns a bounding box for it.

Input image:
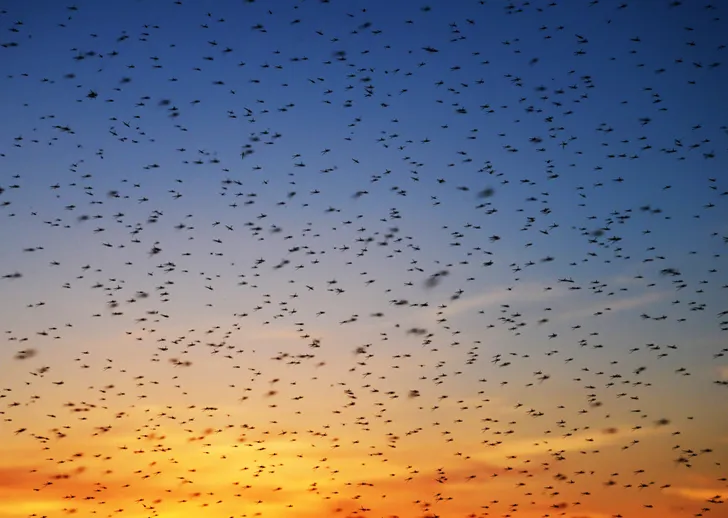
[717,365,728,380]
[442,282,559,317]
[471,425,667,465]
[0,499,62,516]
[555,291,668,322]
[0,466,41,490]
[665,486,727,502]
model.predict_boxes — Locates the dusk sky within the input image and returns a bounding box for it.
[1,1,727,518]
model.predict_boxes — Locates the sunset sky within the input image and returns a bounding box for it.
[1,1,727,518]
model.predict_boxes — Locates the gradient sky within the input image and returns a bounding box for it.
[1,1,727,518]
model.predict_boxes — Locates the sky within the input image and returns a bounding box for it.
[0,1,727,517]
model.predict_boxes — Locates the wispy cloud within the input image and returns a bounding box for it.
[0,466,41,490]
[442,282,559,317]
[665,486,727,502]
[555,291,668,322]
[717,365,728,380]
[471,425,667,465]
